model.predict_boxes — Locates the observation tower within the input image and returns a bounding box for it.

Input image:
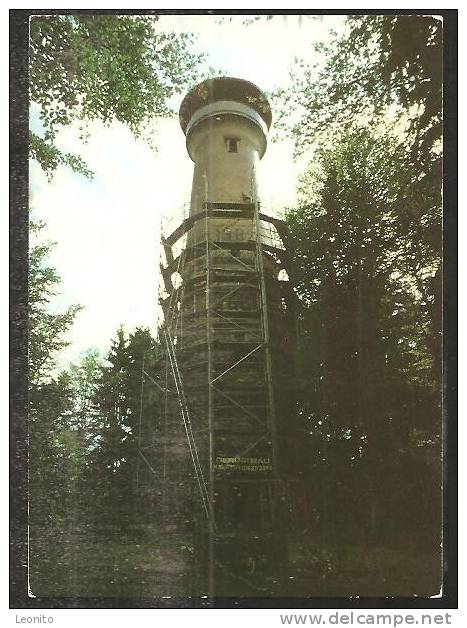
[138,77,306,599]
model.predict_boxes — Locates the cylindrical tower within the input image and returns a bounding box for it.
[180,77,271,210]
[178,78,279,483]
[144,77,304,599]
[179,78,271,248]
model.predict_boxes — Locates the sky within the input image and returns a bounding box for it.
[29,14,346,368]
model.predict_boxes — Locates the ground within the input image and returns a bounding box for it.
[29,524,442,601]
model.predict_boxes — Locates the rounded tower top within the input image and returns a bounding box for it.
[179,76,272,138]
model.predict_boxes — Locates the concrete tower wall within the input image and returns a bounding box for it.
[186,104,267,248]
[188,115,264,211]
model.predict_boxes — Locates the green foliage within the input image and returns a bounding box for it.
[287,126,441,550]
[292,125,440,312]
[28,219,85,529]
[29,14,205,177]
[28,219,82,387]
[270,21,441,571]
[29,372,76,526]
[67,349,104,452]
[84,326,158,524]
[28,221,159,535]
[29,131,94,179]
[282,19,443,510]
[289,15,442,156]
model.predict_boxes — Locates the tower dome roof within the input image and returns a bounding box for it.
[179,76,272,135]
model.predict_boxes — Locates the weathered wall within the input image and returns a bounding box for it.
[187,114,264,211]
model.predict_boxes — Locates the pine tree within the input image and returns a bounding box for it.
[85,326,157,528]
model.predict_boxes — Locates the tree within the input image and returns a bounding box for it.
[279,19,443,554]
[29,14,205,177]
[85,326,157,526]
[277,16,442,307]
[286,15,441,155]
[29,372,76,528]
[279,14,442,265]
[28,218,84,531]
[29,219,82,386]
[67,349,104,453]
[286,124,442,583]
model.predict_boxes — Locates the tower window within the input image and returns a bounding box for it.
[225,137,239,153]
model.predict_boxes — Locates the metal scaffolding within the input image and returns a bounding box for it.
[136,196,306,598]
